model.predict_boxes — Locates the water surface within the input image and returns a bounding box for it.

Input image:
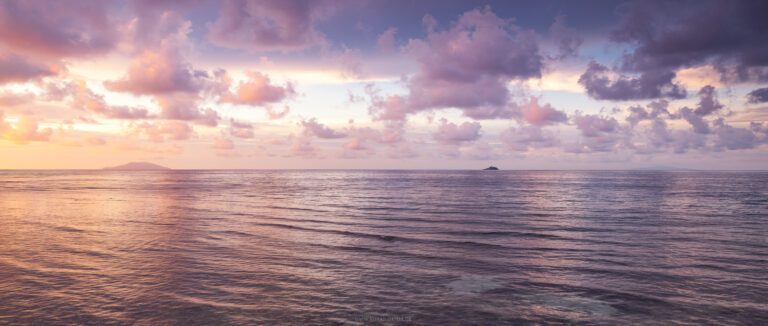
[1,170,767,324]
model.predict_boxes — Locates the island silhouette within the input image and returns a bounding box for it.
[483,166,499,170]
[103,162,171,170]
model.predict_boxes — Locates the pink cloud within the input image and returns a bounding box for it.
[213,137,235,150]
[105,49,207,95]
[0,112,53,144]
[130,121,194,142]
[220,72,295,106]
[84,136,106,146]
[52,79,151,120]
[231,128,254,139]
[0,90,34,107]
[265,106,291,120]
[520,97,568,125]
[290,136,318,157]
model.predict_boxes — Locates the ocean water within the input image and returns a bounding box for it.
[0,170,767,325]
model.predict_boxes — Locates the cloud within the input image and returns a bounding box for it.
[104,49,208,95]
[220,72,295,105]
[406,8,542,117]
[548,15,582,59]
[84,136,106,146]
[678,107,710,134]
[229,118,254,139]
[369,7,543,120]
[692,85,722,116]
[500,125,558,151]
[573,113,620,137]
[265,106,291,120]
[520,97,567,125]
[0,90,34,107]
[124,1,200,52]
[290,135,318,157]
[0,113,53,144]
[366,85,409,120]
[578,61,686,101]
[343,126,380,152]
[377,28,397,53]
[207,0,337,52]
[68,79,151,120]
[675,85,724,134]
[610,1,768,83]
[712,120,763,151]
[747,88,768,104]
[432,118,481,144]
[626,100,670,126]
[156,96,219,127]
[0,53,59,85]
[339,121,406,153]
[301,118,346,138]
[213,137,235,150]
[130,121,194,142]
[0,1,117,58]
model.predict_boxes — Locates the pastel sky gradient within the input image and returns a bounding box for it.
[1,0,767,169]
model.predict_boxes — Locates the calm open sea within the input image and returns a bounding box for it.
[0,170,767,325]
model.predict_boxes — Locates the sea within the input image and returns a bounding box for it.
[0,170,766,325]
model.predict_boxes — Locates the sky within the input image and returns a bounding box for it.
[0,0,767,169]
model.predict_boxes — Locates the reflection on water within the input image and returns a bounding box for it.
[0,170,767,324]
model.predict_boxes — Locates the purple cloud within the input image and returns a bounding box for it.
[578,61,686,101]
[747,88,768,104]
[611,1,768,82]
[500,126,558,152]
[156,96,219,127]
[432,118,482,144]
[377,28,397,53]
[207,0,336,52]
[713,119,762,151]
[0,1,117,58]
[573,114,620,137]
[301,118,346,139]
[370,7,543,120]
[548,15,583,60]
[0,53,58,85]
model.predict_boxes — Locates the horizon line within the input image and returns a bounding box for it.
[1,168,767,172]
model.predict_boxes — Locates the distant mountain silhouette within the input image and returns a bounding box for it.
[483,166,499,170]
[103,162,171,170]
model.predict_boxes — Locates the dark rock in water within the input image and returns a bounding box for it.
[483,166,499,170]
[103,162,171,170]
